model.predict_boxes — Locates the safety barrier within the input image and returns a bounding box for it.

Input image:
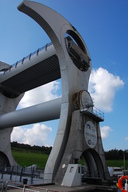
[0,181,61,192]
[0,42,52,75]
[0,166,43,185]
[93,107,104,120]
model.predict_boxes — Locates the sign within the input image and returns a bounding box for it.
[84,121,97,148]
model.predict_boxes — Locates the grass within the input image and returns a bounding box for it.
[12,149,128,169]
[106,160,128,168]
[12,149,49,169]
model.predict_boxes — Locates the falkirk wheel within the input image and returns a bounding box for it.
[0,1,110,185]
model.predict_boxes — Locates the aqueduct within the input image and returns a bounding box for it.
[0,1,110,185]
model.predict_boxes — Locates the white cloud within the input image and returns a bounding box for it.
[18,67,124,113]
[12,80,61,146]
[19,81,61,108]
[11,123,52,146]
[89,67,124,112]
[12,67,124,146]
[11,127,25,143]
[100,126,111,139]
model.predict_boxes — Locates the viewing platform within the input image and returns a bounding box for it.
[80,107,104,122]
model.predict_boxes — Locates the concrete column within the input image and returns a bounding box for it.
[0,62,24,166]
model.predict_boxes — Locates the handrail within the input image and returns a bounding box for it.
[93,107,104,120]
[12,42,52,68]
[80,106,104,121]
[0,42,52,75]
[0,180,61,192]
[0,181,41,192]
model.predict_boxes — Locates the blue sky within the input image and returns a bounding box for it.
[0,0,128,151]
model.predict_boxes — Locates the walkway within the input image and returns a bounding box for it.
[0,181,117,192]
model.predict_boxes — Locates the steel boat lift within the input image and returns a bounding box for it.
[0,1,110,185]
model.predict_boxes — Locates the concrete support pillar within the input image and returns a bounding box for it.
[0,63,24,166]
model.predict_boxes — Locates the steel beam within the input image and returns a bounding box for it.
[0,98,61,129]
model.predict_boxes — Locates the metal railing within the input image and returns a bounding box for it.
[0,166,44,185]
[93,107,104,120]
[0,181,42,191]
[0,180,61,192]
[0,42,52,75]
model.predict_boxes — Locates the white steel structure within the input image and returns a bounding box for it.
[0,0,110,185]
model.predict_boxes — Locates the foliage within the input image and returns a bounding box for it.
[11,142,51,169]
[11,141,52,154]
[11,142,128,169]
[105,149,128,160]
[12,149,128,169]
